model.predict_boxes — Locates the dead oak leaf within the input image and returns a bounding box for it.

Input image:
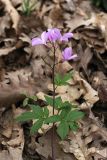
[0,14,10,37]
[60,132,90,160]
[0,76,38,108]
[36,129,75,160]
[1,105,24,160]
[0,47,15,57]
[1,0,20,32]
[73,72,99,107]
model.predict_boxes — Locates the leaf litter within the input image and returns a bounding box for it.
[0,0,107,160]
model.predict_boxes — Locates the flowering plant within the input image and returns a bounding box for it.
[16,28,84,160]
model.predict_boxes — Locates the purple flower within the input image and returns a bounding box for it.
[31,28,74,46]
[31,31,48,46]
[60,33,73,42]
[47,28,62,42]
[62,47,77,61]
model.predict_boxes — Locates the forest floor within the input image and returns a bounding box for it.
[0,0,107,160]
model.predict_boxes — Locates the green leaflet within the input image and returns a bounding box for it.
[16,111,35,122]
[44,115,61,124]
[30,119,43,134]
[55,72,72,86]
[69,122,79,132]
[29,104,44,118]
[57,121,69,140]
[66,110,85,121]
[43,107,49,118]
[44,96,62,109]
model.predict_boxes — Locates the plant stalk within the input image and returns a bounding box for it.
[51,44,56,160]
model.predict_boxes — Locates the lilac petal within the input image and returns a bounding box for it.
[62,47,77,61]
[67,54,78,60]
[61,33,73,42]
[47,28,62,42]
[41,31,48,44]
[63,33,73,38]
[31,38,43,46]
[62,47,72,60]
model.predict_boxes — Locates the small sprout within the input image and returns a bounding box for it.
[22,0,37,16]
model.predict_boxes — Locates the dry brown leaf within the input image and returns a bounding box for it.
[0,105,24,160]
[49,5,63,27]
[63,0,76,12]
[5,67,32,81]
[0,14,10,37]
[76,27,105,53]
[60,114,107,160]
[60,131,91,160]
[0,76,38,108]
[66,13,96,32]
[0,108,13,138]
[35,129,75,160]
[11,0,22,7]
[73,72,99,108]
[0,47,15,56]
[78,47,93,78]
[0,150,12,160]
[1,0,20,32]
[92,13,107,47]
[1,105,24,160]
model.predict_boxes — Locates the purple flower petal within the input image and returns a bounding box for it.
[61,32,73,42]
[41,31,48,44]
[31,38,43,46]
[47,28,62,42]
[62,47,77,61]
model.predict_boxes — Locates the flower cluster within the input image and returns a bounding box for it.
[31,28,77,61]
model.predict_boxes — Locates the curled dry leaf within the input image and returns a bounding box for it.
[5,67,32,82]
[35,128,75,160]
[49,4,63,27]
[60,114,107,160]
[0,14,10,37]
[73,72,99,108]
[1,0,20,32]
[0,76,38,108]
[0,150,12,160]
[11,0,22,7]
[60,132,89,160]
[66,13,96,32]
[75,46,93,79]
[0,108,13,138]
[1,105,24,160]
[0,46,16,56]
[75,27,105,54]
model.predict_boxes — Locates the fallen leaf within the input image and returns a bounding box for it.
[1,0,20,32]
[36,128,75,160]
